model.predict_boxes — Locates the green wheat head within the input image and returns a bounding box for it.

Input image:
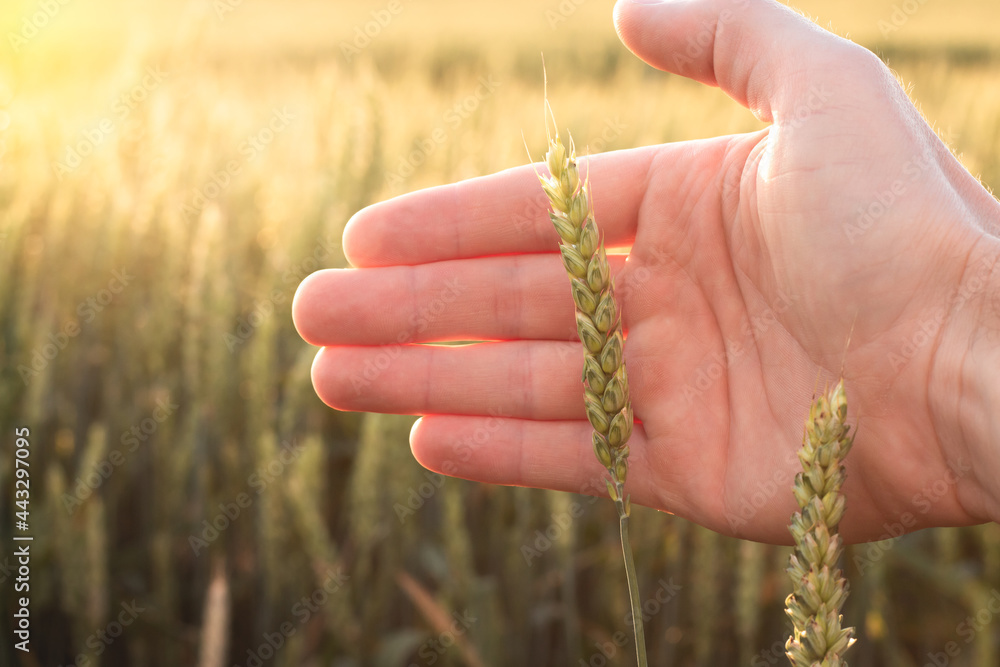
[536,105,647,666]
[538,127,633,504]
[785,380,856,666]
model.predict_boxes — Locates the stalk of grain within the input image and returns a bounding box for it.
[197,556,230,667]
[536,113,647,666]
[785,380,856,666]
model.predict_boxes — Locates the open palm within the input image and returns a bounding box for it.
[293,0,1000,543]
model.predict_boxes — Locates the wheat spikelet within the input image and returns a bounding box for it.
[785,380,856,667]
[537,112,646,666]
[538,126,633,509]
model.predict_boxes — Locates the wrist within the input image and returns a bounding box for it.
[930,227,1000,522]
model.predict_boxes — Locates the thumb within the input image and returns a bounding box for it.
[613,0,877,124]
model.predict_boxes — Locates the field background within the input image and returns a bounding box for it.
[1,0,999,665]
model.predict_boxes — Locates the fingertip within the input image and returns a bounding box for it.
[409,416,425,459]
[408,416,455,477]
[341,206,375,268]
[613,0,721,87]
[309,346,339,410]
[611,0,868,122]
[612,0,670,52]
[291,270,322,345]
[342,194,428,268]
[612,0,630,42]
[309,345,402,413]
[292,269,343,346]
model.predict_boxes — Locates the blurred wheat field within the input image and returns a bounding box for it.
[1,0,999,666]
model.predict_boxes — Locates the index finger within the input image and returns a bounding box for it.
[343,145,661,268]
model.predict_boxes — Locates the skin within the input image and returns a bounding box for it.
[293,0,1000,544]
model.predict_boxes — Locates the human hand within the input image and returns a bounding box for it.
[293,0,1000,544]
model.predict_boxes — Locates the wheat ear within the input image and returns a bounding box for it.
[785,380,856,667]
[537,118,647,667]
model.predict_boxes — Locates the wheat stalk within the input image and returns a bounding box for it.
[197,556,230,667]
[536,109,647,666]
[785,380,856,667]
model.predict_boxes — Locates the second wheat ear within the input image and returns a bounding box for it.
[785,380,856,666]
[536,112,648,667]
